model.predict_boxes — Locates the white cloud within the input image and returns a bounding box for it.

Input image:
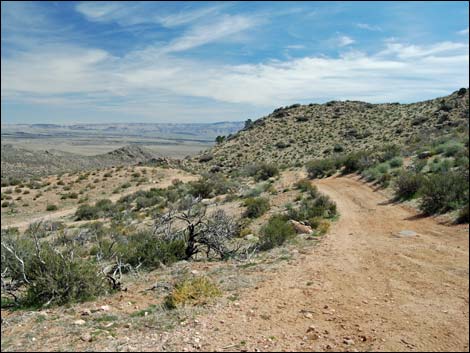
[337,35,355,47]
[75,2,226,28]
[286,44,306,50]
[356,23,381,31]
[162,15,258,53]
[3,39,468,113]
[458,27,469,35]
[378,41,468,59]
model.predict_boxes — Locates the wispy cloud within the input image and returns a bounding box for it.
[356,23,381,31]
[378,41,469,59]
[75,1,227,28]
[285,44,306,50]
[2,1,469,123]
[3,38,468,111]
[162,15,259,53]
[337,35,355,47]
[458,27,469,35]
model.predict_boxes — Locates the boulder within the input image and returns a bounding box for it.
[289,220,313,234]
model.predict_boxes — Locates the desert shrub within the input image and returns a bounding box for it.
[317,220,330,235]
[444,143,464,157]
[119,231,186,270]
[75,204,98,220]
[419,172,469,215]
[457,205,469,223]
[242,162,279,181]
[379,144,401,162]
[1,233,111,307]
[413,159,427,172]
[2,201,9,208]
[389,157,403,168]
[342,151,373,174]
[333,144,344,152]
[394,172,425,200]
[23,245,109,306]
[243,197,270,218]
[254,163,279,181]
[429,158,453,173]
[363,164,391,186]
[199,154,214,163]
[258,215,296,251]
[288,193,337,221]
[189,174,236,199]
[275,141,290,149]
[46,204,58,211]
[164,277,221,309]
[306,158,336,179]
[75,199,115,220]
[295,179,318,196]
[377,172,392,187]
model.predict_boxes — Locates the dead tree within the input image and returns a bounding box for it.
[152,196,239,260]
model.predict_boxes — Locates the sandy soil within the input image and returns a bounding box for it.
[153,174,470,352]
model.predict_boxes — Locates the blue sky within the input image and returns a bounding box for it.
[1,1,469,124]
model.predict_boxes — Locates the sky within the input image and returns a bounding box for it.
[1,1,469,124]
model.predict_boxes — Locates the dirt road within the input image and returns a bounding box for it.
[161,174,469,352]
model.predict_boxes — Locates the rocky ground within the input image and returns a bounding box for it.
[2,174,468,352]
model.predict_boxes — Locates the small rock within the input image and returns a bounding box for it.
[100,305,111,312]
[191,270,199,276]
[304,313,313,319]
[80,333,92,342]
[245,234,259,242]
[306,325,316,333]
[394,230,418,238]
[344,338,355,345]
[74,319,86,326]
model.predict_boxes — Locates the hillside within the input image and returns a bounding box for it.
[0,145,158,182]
[194,89,469,172]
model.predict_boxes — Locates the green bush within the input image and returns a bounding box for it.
[189,174,236,199]
[342,151,373,174]
[242,163,279,181]
[288,193,337,221]
[75,199,116,220]
[254,163,279,181]
[379,144,401,162]
[164,277,221,309]
[258,215,296,251]
[243,197,270,218]
[24,244,110,306]
[119,231,186,270]
[394,172,425,200]
[306,158,336,179]
[419,172,469,215]
[295,179,318,196]
[46,204,58,211]
[389,157,403,168]
[1,234,111,307]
